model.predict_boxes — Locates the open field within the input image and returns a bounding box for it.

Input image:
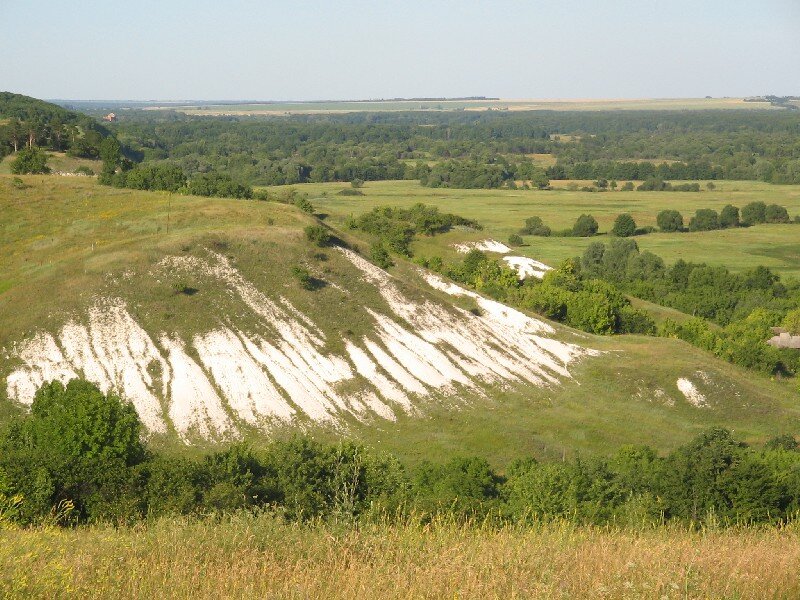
[144,97,777,116]
[282,179,800,279]
[2,514,799,599]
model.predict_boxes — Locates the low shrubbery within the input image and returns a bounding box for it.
[2,379,799,528]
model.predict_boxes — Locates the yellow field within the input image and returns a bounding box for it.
[2,514,799,599]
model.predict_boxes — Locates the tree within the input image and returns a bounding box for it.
[10,146,50,174]
[719,204,740,228]
[520,216,551,236]
[765,204,790,223]
[572,214,599,237]
[688,209,720,232]
[741,201,767,225]
[611,213,636,237]
[656,209,683,232]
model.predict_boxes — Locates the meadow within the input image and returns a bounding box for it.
[283,179,800,279]
[2,513,799,599]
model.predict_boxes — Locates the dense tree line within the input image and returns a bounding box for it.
[2,379,798,527]
[92,108,800,186]
[578,239,800,374]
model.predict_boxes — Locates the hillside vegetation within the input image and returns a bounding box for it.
[1,175,799,464]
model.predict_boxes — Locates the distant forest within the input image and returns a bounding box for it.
[3,93,800,189]
[96,109,800,187]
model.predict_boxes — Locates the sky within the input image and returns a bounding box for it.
[2,0,799,101]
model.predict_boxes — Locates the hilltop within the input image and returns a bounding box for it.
[1,175,798,464]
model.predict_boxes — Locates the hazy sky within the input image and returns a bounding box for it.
[2,0,798,101]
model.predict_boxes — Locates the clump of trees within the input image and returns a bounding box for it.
[349,204,481,257]
[4,379,799,528]
[578,239,800,375]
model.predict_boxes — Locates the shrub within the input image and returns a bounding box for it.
[621,181,635,191]
[370,243,394,269]
[783,308,800,335]
[74,165,95,176]
[187,172,252,199]
[611,214,636,237]
[290,266,315,290]
[0,380,145,523]
[10,147,50,174]
[572,214,599,237]
[337,188,364,196]
[520,216,551,237]
[114,163,186,192]
[618,305,657,335]
[741,201,767,225]
[656,209,683,232]
[507,233,524,247]
[765,204,790,224]
[351,178,364,188]
[304,224,332,247]
[294,197,315,213]
[719,205,740,228]
[688,209,720,232]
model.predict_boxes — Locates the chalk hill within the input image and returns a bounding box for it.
[1,176,797,460]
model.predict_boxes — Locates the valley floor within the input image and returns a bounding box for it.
[2,514,798,599]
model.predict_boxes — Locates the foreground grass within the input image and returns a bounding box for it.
[2,514,799,599]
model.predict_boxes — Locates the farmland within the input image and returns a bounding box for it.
[143,96,779,116]
[270,179,800,279]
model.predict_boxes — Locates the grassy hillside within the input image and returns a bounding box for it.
[0,151,101,175]
[284,179,800,279]
[3,514,799,599]
[1,175,799,465]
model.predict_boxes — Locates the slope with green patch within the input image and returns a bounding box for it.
[1,176,798,463]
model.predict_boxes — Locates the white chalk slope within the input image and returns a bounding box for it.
[5,249,597,442]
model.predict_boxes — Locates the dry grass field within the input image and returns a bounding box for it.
[2,513,799,599]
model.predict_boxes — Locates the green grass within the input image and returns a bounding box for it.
[279,179,800,279]
[2,174,799,465]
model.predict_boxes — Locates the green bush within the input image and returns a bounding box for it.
[688,209,720,232]
[611,214,636,237]
[507,233,524,247]
[656,209,684,232]
[290,266,315,290]
[741,201,767,225]
[765,204,790,223]
[304,224,332,247]
[719,204,740,228]
[10,147,50,174]
[572,214,599,237]
[370,243,394,269]
[520,216,551,237]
